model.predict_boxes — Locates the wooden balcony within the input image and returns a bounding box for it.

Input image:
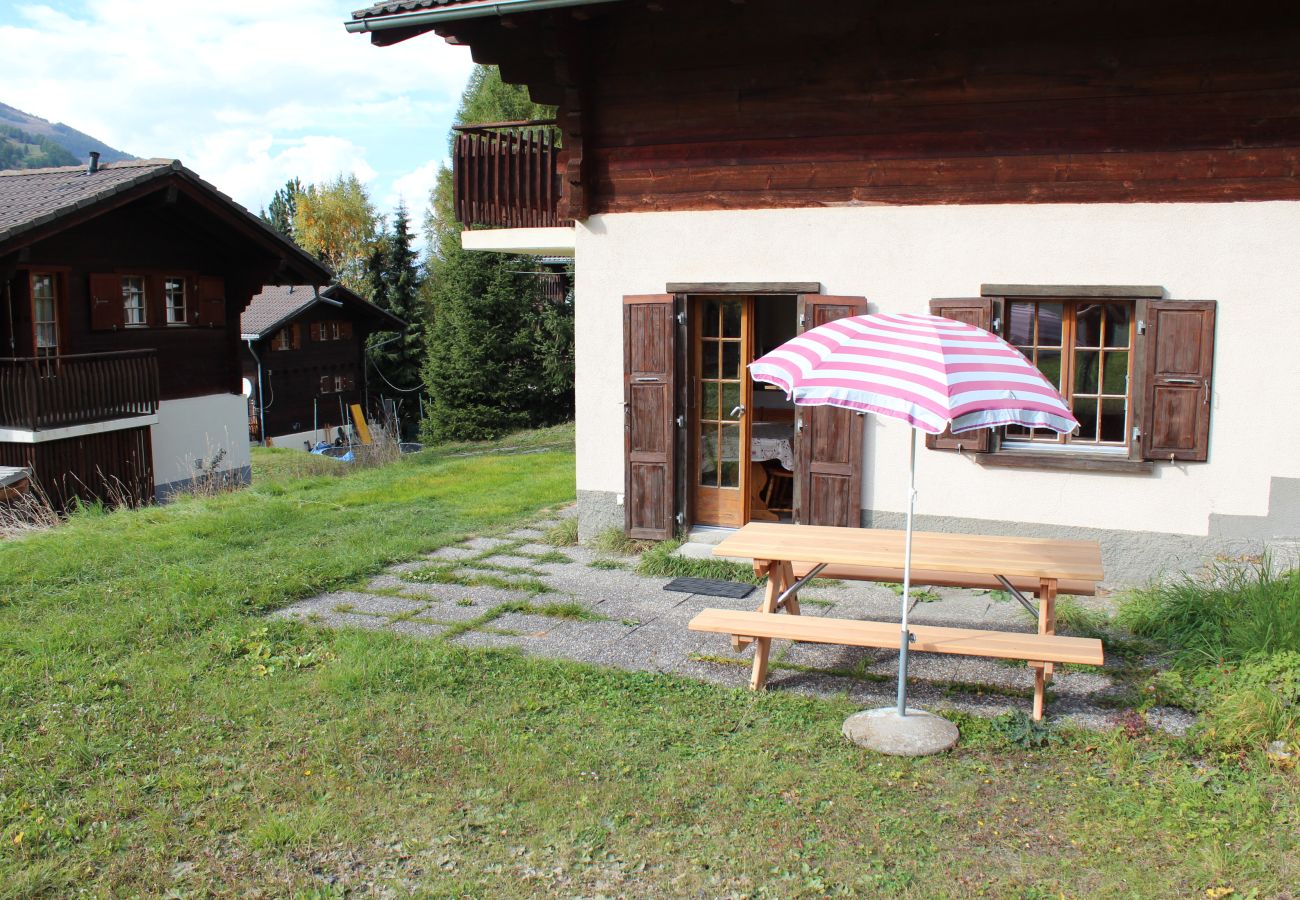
[454,120,572,229]
[0,350,159,432]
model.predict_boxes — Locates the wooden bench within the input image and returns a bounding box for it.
[704,523,1107,719]
[690,609,1103,718]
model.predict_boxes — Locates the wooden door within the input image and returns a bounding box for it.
[691,296,752,527]
[624,294,677,539]
[794,295,868,527]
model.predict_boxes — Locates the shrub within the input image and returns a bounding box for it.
[1201,652,1300,749]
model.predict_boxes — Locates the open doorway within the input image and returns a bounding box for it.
[688,294,797,527]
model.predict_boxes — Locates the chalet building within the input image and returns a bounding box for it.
[241,283,405,449]
[0,157,330,507]
[347,0,1300,583]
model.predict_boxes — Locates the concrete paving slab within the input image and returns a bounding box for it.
[423,545,480,561]
[317,591,429,616]
[460,536,517,552]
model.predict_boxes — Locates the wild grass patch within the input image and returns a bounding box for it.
[542,517,579,547]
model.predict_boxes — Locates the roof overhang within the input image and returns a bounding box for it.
[346,0,622,34]
[243,284,406,340]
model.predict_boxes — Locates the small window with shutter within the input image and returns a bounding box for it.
[927,287,1215,468]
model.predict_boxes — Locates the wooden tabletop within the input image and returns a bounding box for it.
[712,522,1104,582]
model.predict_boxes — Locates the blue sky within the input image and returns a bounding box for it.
[0,0,476,232]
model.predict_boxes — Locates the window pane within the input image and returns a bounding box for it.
[1004,423,1032,438]
[122,276,146,325]
[1100,398,1127,443]
[721,300,742,338]
[1075,303,1102,347]
[703,300,720,337]
[36,323,57,349]
[722,381,741,418]
[722,341,741,379]
[165,277,186,324]
[1037,302,1063,346]
[1074,350,1100,394]
[699,429,718,486]
[1073,396,1098,441]
[719,424,740,487]
[1007,302,1034,345]
[702,382,720,419]
[702,341,719,378]
[1103,351,1129,394]
[1035,350,1062,389]
[1104,304,1131,348]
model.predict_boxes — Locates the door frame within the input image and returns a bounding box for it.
[672,284,818,530]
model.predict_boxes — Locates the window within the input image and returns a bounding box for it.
[122,276,147,326]
[164,276,187,324]
[271,325,299,351]
[1002,300,1133,451]
[32,273,58,356]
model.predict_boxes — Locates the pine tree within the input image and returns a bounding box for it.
[368,203,427,429]
[261,177,302,241]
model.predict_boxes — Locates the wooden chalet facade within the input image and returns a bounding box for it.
[349,0,1300,582]
[0,158,330,507]
[241,284,405,448]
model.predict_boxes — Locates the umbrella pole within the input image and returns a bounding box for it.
[896,428,918,716]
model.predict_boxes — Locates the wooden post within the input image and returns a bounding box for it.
[1031,577,1059,721]
[748,558,788,691]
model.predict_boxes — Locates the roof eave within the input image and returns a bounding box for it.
[345,0,622,34]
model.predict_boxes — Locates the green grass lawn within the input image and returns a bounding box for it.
[1,426,1296,896]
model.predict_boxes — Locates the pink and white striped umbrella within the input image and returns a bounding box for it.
[749,312,1078,435]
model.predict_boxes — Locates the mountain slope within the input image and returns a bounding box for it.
[0,102,133,169]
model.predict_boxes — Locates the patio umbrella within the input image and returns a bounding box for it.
[749,312,1077,738]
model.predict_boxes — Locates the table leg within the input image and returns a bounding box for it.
[779,559,800,616]
[1030,577,1058,721]
[748,558,789,691]
[732,561,769,652]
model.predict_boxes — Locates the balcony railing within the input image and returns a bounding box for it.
[0,350,159,431]
[453,120,571,229]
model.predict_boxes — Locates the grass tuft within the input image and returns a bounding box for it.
[588,526,657,556]
[542,517,579,547]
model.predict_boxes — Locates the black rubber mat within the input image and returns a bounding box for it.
[663,576,755,599]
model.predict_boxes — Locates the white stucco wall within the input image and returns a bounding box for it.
[152,394,252,491]
[574,202,1300,537]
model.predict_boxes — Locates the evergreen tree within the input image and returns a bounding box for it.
[419,65,574,441]
[261,177,302,241]
[368,203,427,428]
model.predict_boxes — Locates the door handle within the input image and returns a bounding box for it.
[730,405,746,418]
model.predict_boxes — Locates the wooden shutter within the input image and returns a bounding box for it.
[89,274,124,331]
[795,295,868,528]
[624,294,677,540]
[1137,300,1216,462]
[341,321,354,339]
[290,323,302,350]
[309,321,321,342]
[195,276,225,327]
[926,298,995,452]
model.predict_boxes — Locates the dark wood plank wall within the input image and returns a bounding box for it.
[449,0,1300,214]
[0,425,153,509]
[241,304,381,442]
[6,192,271,401]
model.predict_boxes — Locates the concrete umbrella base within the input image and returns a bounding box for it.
[843,707,959,757]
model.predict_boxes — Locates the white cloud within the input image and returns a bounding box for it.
[385,157,445,226]
[0,0,476,215]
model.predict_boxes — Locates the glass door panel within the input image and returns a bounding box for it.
[692,297,751,527]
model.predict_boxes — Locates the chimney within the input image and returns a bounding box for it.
[87,151,100,174]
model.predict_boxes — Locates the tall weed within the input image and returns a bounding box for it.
[1118,556,1300,665]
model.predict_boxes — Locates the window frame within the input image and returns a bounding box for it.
[121,275,148,327]
[999,298,1136,454]
[163,275,189,326]
[30,271,61,357]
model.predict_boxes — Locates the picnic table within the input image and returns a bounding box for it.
[688,522,1105,719]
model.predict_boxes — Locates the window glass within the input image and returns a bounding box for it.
[122,276,146,325]
[164,277,186,324]
[1001,298,1134,448]
[32,274,57,352]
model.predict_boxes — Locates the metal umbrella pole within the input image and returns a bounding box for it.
[895,428,918,716]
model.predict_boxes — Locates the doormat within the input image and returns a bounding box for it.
[663,577,755,599]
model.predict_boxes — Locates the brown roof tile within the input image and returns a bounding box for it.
[241,284,405,339]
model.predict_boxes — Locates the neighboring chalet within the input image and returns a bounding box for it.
[240,283,405,449]
[0,157,330,506]
[347,0,1300,582]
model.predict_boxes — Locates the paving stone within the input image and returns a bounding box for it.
[515,542,574,557]
[478,554,550,572]
[387,620,448,639]
[386,560,430,574]
[505,527,547,540]
[423,545,479,561]
[460,536,516,552]
[452,630,535,651]
[488,612,566,636]
[318,591,428,616]
[384,581,535,607]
